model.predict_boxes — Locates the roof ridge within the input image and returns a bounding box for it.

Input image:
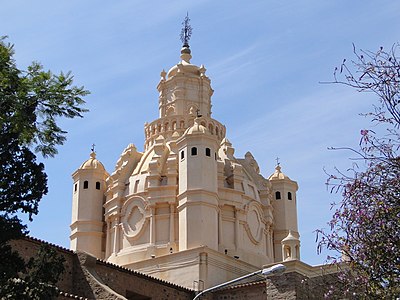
[23,235,75,254]
[95,258,193,292]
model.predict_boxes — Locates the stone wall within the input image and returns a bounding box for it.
[11,237,194,300]
[10,237,345,300]
[212,271,344,300]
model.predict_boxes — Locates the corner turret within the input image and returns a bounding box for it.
[268,164,300,262]
[176,117,220,251]
[70,150,109,259]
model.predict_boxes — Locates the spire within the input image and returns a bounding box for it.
[90,151,96,159]
[180,12,192,49]
[90,143,96,159]
[180,13,192,63]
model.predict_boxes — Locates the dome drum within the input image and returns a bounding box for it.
[144,115,226,150]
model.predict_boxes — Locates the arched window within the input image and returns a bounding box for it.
[288,192,292,200]
[284,245,291,259]
[205,148,211,157]
[83,181,88,189]
[275,191,281,200]
[191,147,197,156]
[166,107,175,116]
[96,182,101,190]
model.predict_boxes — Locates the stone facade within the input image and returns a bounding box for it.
[70,41,302,290]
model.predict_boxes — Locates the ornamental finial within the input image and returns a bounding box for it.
[180,12,192,48]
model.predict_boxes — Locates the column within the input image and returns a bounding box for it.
[113,215,120,255]
[218,207,223,247]
[105,219,111,258]
[269,229,274,259]
[234,208,240,250]
[149,206,156,245]
[169,203,175,244]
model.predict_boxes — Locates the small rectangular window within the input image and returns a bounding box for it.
[96,182,101,190]
[205,148,211,157]
[191,147,197,156]
[288,192,292,200]
[134,180,139,193]
[275,191,281,200]
[83,181,88,189]
[160,176,167,186]
[74,183,77,192]
[180,151,185,159]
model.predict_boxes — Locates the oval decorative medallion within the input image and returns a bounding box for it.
[121,196,148,239]
[245,201,264,244]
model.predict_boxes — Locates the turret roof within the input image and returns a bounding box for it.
[185,117,209,135]
[79,151,106,171]
[282,230,300,242]
[268,165,292,181]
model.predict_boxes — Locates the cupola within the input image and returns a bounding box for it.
[79,151,106,172]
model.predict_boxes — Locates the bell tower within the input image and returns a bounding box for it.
[176,117,220,251]
[70,150,109,259]
[268,164,300,261]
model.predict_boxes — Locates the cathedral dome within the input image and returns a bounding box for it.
[268,165,291,181]
[79,151,106,171]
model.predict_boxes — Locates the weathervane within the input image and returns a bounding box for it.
[180,13,192,47]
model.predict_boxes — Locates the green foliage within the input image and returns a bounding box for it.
[0,37,89,158]
[0,36,88,299]
[0,134,47,220]
[0,245,65,300]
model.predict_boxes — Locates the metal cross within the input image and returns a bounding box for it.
[275,157,280,166]
[180,12,192,47]
[91,143,96,152]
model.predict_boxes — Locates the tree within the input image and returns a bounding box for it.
[0,37,89,298]
[317,44,400,298]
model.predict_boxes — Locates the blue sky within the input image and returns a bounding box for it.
[2,1,399,266]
